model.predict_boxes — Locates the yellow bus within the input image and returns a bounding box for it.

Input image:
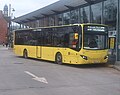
[13,23,108,64]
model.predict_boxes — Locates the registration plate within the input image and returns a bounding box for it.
[94,60,100,63]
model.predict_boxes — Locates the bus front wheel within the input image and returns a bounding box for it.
[55,53,62,65]
[23,50,28,59]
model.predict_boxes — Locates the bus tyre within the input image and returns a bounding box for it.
[23,50,28,59]
[55,53,62,65]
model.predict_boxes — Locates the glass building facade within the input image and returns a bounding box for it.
[91,2,102,24]
[17,0,120,62]
[24,0,118,32]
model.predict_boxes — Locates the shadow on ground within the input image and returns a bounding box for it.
[15,56,108,69]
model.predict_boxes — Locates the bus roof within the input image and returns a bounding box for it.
[14,23,107,31]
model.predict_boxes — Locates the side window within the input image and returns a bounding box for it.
[15,30,36,45]
[15,31,24,45]
[69,26,82,51]
[69,33,79,49]
[64,33,69,47]
[23,31,37,46]
[39,28,52,46]
[53,27,65,47]
[36,31,43,46]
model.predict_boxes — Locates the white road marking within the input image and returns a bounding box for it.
[24,71,48,84]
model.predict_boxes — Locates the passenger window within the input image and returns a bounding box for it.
[69,33,79,49]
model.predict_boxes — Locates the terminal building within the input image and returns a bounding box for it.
[13,0,120,62]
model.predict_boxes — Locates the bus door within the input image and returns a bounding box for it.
[66,32,79,63]
[36,46,42,58]
[36,31,42,58]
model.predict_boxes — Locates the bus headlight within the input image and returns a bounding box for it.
[80,55,88,60]
[104,55,108,59]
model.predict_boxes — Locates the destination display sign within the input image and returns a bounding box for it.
[84,25,107,32]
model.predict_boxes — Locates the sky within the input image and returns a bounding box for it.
[0,0,59,17]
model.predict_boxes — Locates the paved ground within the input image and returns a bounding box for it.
[0,45,120,95]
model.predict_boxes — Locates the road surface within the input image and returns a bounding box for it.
[0,46,120,95]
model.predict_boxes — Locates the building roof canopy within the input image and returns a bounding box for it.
[13,0,104,24]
